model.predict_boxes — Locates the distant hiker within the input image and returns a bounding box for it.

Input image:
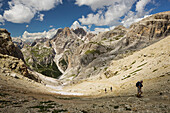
[105,88,107,93]
[136,80,143,97]
[110,87,112,92]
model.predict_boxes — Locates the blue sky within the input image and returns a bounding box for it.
[0,0,169,37]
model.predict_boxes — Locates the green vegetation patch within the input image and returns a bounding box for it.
[131,60,136,65]
[130,68,142,74]
[104,67,108,71]
[34,61,62,79]
[122,75,131,80]
[122,68,142,80]
[85,49,100,55]
[137,62,147,68]
[153,69,158,72]
[69,74,77,78]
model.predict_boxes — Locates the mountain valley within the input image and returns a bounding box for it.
[0,11,170,113]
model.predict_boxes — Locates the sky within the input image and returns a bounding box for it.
[0,0,169,38]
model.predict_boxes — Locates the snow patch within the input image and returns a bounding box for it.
[50,91,84,96]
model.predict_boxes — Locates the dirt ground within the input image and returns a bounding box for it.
[0,73,170,113]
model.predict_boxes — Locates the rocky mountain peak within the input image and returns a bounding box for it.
[63,27,72,37]
[0,28,25,61]
[113,25,127,30]
[73,28,87,38]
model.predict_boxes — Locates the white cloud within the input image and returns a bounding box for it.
[70,21,88,31]
[121,11,151,27]
[90,27,109,34]
[76,0,153,28]
[77,0,136,26]
[26,25,29,28]
[0,14,4,23]
[136,0,151,15]
[120,0,152,28]
[37,13,44,21]
[50,25,54,28]
[12,0,63,11]
[3,4,35,23]
[95,27,110,32]
[21,28,58,42]
[75,0,118,11]
[3,0,62,23]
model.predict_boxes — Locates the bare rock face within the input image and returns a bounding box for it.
[51,27,84,54]
[126,11,170,48]
[0,29,25,61]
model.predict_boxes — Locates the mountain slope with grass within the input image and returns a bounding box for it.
[61,35,170,96]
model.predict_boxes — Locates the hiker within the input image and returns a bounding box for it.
[136,80,143,97]
[110,87,112,92]
[105,88,107,93]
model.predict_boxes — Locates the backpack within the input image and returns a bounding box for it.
[136,81,143,87]
[136,81,140,87]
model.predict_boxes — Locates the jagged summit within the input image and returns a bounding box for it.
[73,27,87,38]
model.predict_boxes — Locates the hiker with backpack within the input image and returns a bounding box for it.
[136,80,143,97]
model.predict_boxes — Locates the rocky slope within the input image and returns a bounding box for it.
[61,35,170,96]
